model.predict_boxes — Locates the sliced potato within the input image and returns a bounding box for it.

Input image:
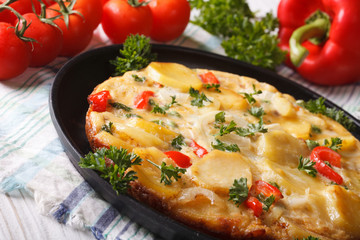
[205,88,248,111]
[279,118,312,139]
[191,150,252,195]
[145,62,202,92]
[272,94,296,117]
[95,131,133,150]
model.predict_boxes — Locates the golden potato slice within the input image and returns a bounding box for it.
[272,94,296,117]
[205,88,248,111]
[191,150,252,195]
[279,118,312,139]
[145,62,202,92]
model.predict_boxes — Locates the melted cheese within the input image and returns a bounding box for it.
[87,62,360,240]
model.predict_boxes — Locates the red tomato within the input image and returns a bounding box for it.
[16,13,63,67]
[0,22,31,80]
[88,90,111,112]
[73,0,103,30]
[310,147,343,185]
[0,0,41,24]
[164,151,192,168]
[200,72,220,84]
[190,140,208,158]
[250,180,283,202]
[245,196,263,217]
[148,0,190,42]
[46,3,94,57]
[101,0,153,44]
[134,91,154,109]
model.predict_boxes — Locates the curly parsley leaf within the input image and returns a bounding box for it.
[240,84,262,104]
[235,117,268,137]
[305,139,320,150]
[189,0,286,70]
[297,97,355,131]
[229,177,249,206]
[248,106,265,118]
[171,134,186,150]
[110,34,157,76]
[189,87,212,107]
[150,96,178,115]
[298,156,317,177]
[79,146,142,194]
[211,139,240,152]
[258,193,275,211]
[295,236,320,240]
[132,74,146,82]
[146,159,186,185]
[324,137,342,152]
[204,83,221,92]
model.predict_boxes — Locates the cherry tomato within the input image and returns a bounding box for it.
[0,22,31,80]
[73,0,103,30]
[16,13,63,67]
[164,151,192,168]
[190,140,208,158]
[101,0,153,44]
[250,180,283,202]
[134,91,154,109]
[148,0,190,42]
[310,147,343,185]
[245,196,263,217]
[0,0,41,24]
[46,3,94,57]
[88,90,111,112]
[200,72,220,84]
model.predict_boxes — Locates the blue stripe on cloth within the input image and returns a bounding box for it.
[115,220,134,240]
[53,181,93,224]
[0,139,63,192]
[90,206,119,240]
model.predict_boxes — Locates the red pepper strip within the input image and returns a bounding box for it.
[190,140,208,158]
[88,90,110,112]
[250,180,283,202]
[199,72,220,84]
[310,147,343,185]
[311,146,341,168]
[245,196,263,218]
[134,91,154,109]
[164,151,192,168]
[277,0,360,85]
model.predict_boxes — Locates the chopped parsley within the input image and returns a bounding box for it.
[305,137,342,151]
[295,236,320,240]
[171,134,186,150]
[110,102,132,112]
[305,139,320,150]
[229,177,249,206]
[189,87,212,107]
[311,125,322,134]
[79,146,142,194]
[204,83,221,92]
[240,84,262,104]
[101,122,114,135]
[211,139,240,152]
[235,117,268,137]
[258,193,275,211]
[298,156,317,177]
[297,97,355,131]
[132,74,146,82]
[150,96,178,115]
[248,106,265,118]
[146,159,186,185]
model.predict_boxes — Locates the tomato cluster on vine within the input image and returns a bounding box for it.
[0,0,190,80]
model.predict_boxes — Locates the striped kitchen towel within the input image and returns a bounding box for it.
[0,22,359,240]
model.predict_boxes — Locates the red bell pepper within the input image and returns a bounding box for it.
[88,90,110,112]
[250,180,283,202]
[310,146,343,184]
[164,151,192,168]
[245,196,263,217]
[278,0,360,85]
[190,140,208,158]
[134,90,154,109]
[199,72,220,84]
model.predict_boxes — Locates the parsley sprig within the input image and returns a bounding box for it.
[79,146,142,194]
[305,137,342,151]
[240,84,262,104]
[146,159,186,185]
[229,178,249,206]
[189,87,212,107]
[101,122,114,135]
[211,139,240,152]
[171,134,186,150]
[110,102,132,112]
[297,97,355,131]
[110,34,157,76]
[298,156,317,177]
[150,96,178,115]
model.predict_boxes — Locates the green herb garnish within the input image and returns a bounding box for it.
[258,193,275,211]
[150,96,178,115]
[110,102,132,112]
[240,84,262,104]
[204,83,221,92]
[146,159,186,185]
[229,177,249,206]
[101,122,114,134]
[171,134,186,150]
[324,137,342,151]
[110,34,157,76]
[298,156,317,177]
[189,87,212,107]
[248,106,265,118]
[297,97,355,131]
[132,74,146,82]
[211,139,240,152]
[79,146,142,194]
[235,117,268,137]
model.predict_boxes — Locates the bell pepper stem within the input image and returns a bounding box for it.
[289,18,329,67]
